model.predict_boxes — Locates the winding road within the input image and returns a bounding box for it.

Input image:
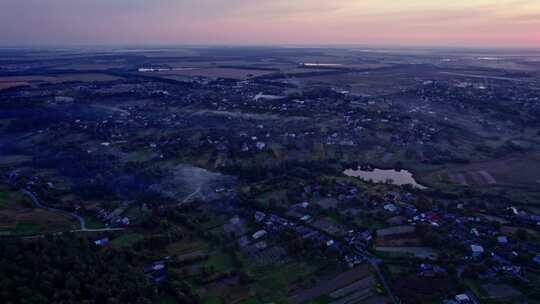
[21,189,124,232]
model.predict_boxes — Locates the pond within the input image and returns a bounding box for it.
[302,63,343,67]
[344,167,427,189]
[253,92,284,101]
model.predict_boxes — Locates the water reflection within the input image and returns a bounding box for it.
[344,167,427,189]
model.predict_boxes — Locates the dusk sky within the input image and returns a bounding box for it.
[0,0,539,47]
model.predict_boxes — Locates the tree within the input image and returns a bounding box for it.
[516,228,529,241]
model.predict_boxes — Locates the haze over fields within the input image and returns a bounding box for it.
[0,0,539,47]
[2,1,540,304]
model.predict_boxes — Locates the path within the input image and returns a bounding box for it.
[179,186,202,205]
[21,189,124,232]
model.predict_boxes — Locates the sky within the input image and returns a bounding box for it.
[0,0,538,47]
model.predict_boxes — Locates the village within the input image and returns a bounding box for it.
[1,46,540,303]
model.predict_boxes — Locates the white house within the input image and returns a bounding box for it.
[471,244,484,257]
[252,230,267,240]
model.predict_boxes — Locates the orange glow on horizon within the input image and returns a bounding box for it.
[0,0,538,47]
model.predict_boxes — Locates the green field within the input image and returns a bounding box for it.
[110,233,145,248]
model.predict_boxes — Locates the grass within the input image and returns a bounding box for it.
[0,188,27,209]
[83,216,106,229]
[157,295,179,304]
[202,297,225,304]
[307,295,332,304]
[110,233,145,248]
[203,253,233,272]
[0,155,32,166]
[0,189,75,235]
[14,223,42,234]
[0,191,11,208]
[256,189,288,207]
[199,216,227,231]
[237,298,262,304]
[167,240,208,255]
[373,250,411,260]
[250,261,319,302]
[375,247,438,260]
[464,279,488,299]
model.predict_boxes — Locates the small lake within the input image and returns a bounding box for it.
[344,167,427,189]
[302,63,343,67]
[254,93,284,101]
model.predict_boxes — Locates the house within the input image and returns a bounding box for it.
[144,261,165,274]
[252,230,267,240]
[300,214,312,222]
[150,269,167,284]
[471,244,484,257]
[254,211,266,223]
[254,241,268,250]
[94,237,109,246]
[383,203,398,213]
[497,236,508,244]
[455,294,471,303]
[358,230,372,242]
[116,216,130,226]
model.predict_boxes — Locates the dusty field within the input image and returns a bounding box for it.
[53,64,125,70]
[0,73,122,89]
[376,225,415,237]
[500,226,539,238]
[302,72,419,95]
[0,155,32,166]
[481,283,522,299]
[0,82,30,90]
[311,218,345,236]
[314,198,339,209]
[432,152,540,188]
[447,171,496,186]
[288,264,371,304]
[478,214,509,224]
[375,246,438,259]
[142,67,276,80]
[376,237,422,247]
[0,189,74,234]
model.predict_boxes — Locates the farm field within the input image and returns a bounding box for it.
[140,67,277,80]
[301,71,419,95]
[375,246,438,260]
[429,152,540,188]
[481,283,523,301]
[0,187,75,235]
[287,264,387,304]
[52,64,126,70]
[0,73,122,90]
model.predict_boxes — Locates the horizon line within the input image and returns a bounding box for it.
[1,43,539,51]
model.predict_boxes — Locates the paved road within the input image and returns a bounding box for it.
[21,189,124,232]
